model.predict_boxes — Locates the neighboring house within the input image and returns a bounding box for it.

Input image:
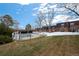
[13,29,33,34]
[55,20,79,32]
[34,20,79,32]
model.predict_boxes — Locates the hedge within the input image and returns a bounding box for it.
[0,35,13,44]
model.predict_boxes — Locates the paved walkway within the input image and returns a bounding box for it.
[40,32,79,36]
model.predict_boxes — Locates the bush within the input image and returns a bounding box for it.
[0,23,13,37]
[0,35,13,44]
[5,28,13,37]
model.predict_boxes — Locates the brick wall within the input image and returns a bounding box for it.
[34,21,79,32]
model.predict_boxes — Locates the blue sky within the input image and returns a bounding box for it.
[0,3,40,29]
[0,3,78,29]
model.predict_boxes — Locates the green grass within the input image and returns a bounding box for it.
[0,35,79,56]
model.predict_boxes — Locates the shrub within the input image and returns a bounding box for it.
[0,35,13,44]
[0,23,13,37]
[5,28,13,37]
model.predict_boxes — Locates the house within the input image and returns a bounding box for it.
[57,21,79,32]
[34,20,79,32]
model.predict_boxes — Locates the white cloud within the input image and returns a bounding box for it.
[33,8,38,10]
[52,15,79,24]
[49,4,57,8]
[40,3,48,8]
[19,25,25,29]
[39,7,48,13]
[54,15,71,22]
[42,15,72,26]
[32,13,37,16]
[54,7,66,12]
[33,3,57,17]
[32,3,48,16]
[36,3,56,13]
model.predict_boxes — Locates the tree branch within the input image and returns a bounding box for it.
[65,6,79,16]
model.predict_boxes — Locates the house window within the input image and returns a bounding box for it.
[70,23,74,26]
[52,27,55,29]
[77,29,79,32]
[60,29,64,32]
[61,23,64,26]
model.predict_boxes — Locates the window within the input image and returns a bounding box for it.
[61,23,64,26]
[70,23,74,26]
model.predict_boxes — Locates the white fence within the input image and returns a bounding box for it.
[12,32,42,40]
[12,32,79,40]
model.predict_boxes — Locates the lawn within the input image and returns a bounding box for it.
[0,35,79,56]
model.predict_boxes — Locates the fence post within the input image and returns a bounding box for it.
[19,32,21,40]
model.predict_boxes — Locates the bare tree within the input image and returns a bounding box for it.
[41,8,54,32]
[47,8,54,32]
[35,11,46,32]
[64,3,79,16]
[13,20,19,30]
[35,7,54,32]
